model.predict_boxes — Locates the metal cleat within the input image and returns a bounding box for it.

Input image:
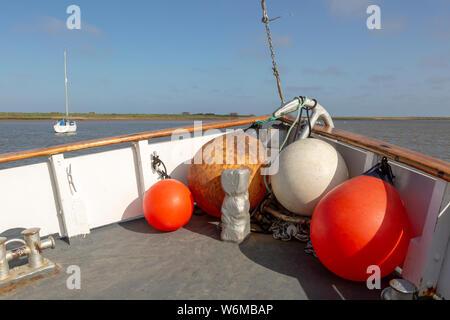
[0,237,9,280]
[0,228,56,287]
[381,279,417,300]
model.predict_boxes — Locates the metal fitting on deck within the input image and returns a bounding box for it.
[0,237,9,280]
[381,279,417,300]
[0,228,55,282]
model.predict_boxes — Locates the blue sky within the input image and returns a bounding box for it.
[0,0,449,116]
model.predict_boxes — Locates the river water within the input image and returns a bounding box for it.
[0,119,448,169]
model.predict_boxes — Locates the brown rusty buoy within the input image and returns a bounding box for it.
[188,131,267,218]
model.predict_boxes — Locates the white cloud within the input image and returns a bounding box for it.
[369,74,395,83]
[273,35,293,48]
[13,16,103,38]
[286,85,322,92]
[429,16,450,42]
[419,53,450,69]
[302,67,345,76]
[426,76,450,85]
[328,0,372,17]
[257,34,293,49]
[238,47,265,59]
[377,16,408,34]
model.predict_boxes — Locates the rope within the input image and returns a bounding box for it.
[246,96,319,256]
[244,95,315,237]
[252,96,308,194]
[261,0,284,105]
[279,97,306,151]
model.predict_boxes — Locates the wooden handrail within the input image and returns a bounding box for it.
[0,115,270,164]
[280,116,450,182]
[2,114,449,182]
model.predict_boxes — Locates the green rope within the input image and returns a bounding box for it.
[263,172,272,194]
[279,96,306,151]
[253,115,279,126]
[251,96,306,133]
[250,200,260,218]
[250,96,307,197]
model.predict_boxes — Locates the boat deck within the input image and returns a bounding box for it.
[1,214,391,300]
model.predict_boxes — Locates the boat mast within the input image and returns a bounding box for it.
[64,49,69,119]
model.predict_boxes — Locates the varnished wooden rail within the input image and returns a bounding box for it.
[280,116,450,182]
[0,115,270,164]
[1,114,448,182]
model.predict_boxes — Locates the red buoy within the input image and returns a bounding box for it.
[311,175,411,281]
[143,179,194,232]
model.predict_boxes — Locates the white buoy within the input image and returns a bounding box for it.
[271,138,349,216]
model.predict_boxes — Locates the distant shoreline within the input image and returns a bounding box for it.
[0,113,254,121]
[334,117,450,120]
[0,113,448,121]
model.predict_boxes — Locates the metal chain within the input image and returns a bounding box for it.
[269,220,316,257]
[261,0,285,105]
[251,197,318,258]
[269,220,309,242]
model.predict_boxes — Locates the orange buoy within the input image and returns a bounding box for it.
[143,179,194,232]
[188,131,267,218]
[311,174,411,282]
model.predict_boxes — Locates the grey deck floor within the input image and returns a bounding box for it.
[1,215,390,300]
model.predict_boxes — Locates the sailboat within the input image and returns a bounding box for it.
[53,49,77,133]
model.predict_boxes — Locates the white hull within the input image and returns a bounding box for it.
[54,122,77,133]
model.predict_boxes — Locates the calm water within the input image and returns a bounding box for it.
[334,120,449,163]
[0,119,448,169]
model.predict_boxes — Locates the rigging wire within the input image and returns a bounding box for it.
[261,0,285,105]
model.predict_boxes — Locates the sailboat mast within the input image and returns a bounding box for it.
[64,49,69,119]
